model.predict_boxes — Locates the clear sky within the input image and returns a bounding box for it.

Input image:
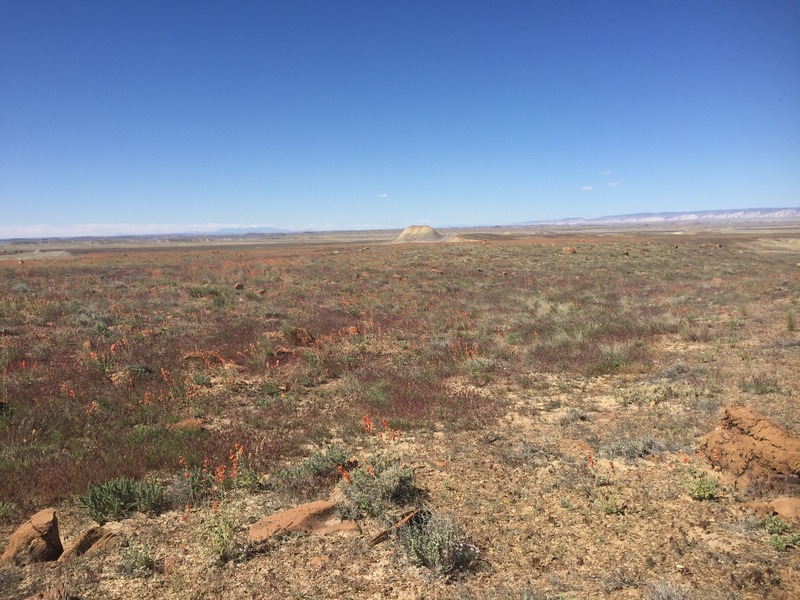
[1,1,798,238]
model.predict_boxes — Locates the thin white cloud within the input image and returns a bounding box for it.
[608,181,620,188]
[598,170,612,176]
[581,185,593,191]
[378,193,388,198]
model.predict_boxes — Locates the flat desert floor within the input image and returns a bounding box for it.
[1,223,799,599]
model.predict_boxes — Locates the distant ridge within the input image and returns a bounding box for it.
[211,226,288,235]
[518,207,800,227]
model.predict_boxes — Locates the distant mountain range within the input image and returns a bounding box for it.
[518,207,800,227]
[210,226,289,235]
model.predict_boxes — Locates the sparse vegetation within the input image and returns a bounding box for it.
[0,501,14,521]
[686,472,718,501]
[764,515,791,535]
[739,375,785,395]
[648,580,695,600]
[398,511,478,576]
[339,453,416,519]
[0,231,798,597]
[274,445,350,501]
[80,477,167,524]
[118,536,157,577]
[199,508,242,565]
[769,533,800,552]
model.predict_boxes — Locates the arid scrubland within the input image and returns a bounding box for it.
[1,231,799,599]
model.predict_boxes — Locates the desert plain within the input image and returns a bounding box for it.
[1,222,799,599]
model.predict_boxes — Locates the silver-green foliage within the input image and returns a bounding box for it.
[80,476,166,524]
[201,510,241,565]
[340,454,415,519]
[118,536,156,577]
[398,512,478,576]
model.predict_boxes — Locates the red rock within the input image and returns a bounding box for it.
[562,246,576,255]
[248,500,359,543]
[741,501,773,519]
[1,509,63,565]
[700,406,800,490]
[770,497,800,523]
[58,526,117,562]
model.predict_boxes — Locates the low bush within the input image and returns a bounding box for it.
[648,580,695,600]
[274,445,349,501]
[764,516,791,535]
[686,473,718,501]
[339,454,416,519]
[601,437,662,461]
[739,376,785,395]
[200,509,242,565]
[769,532,800,552]
[0,500,14,521]
[80,476,167,524]
[398,511,478,576]
[118,536,157,577]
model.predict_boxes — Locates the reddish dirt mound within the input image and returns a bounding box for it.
[701,406,800,491]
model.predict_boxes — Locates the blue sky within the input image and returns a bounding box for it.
[1,1,798,238]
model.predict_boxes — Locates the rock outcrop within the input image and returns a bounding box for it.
[700,406,800,491]
[58,526,118,562]
[393,225,443,243]
[1,509,63,565]
[248,500,359,543]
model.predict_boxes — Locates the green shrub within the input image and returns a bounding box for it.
[200,509,241,565]
[118,536,156,577]
[339,454,416,519]
[686,473,718,501]
[192,372,212,387]
[739,376,784,395]
[80,477,167,524]
[187,285,227,307]
[597,490,623,515]
[769,532,800,552]
[764,516,791,535]
[466,357,495,386]
[0,401,12,424]
[274,445,349,501]
[0,500,15,521]
[398,511,478,576]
